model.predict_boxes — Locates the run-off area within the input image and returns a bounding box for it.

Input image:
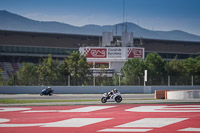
[0,104,200,133]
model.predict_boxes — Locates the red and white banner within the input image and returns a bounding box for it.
[127,47,144,58]
[82,48,107,58]
[79,47,144,59]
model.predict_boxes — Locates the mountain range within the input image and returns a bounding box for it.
[1,10,200,42]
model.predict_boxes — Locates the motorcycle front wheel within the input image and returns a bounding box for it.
[101,97,107,103]
[40,93,43,96]
[115,96,122,103]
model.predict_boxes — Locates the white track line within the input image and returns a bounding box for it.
[98,128,152,132]
[178,128,200,132]
[23,106,115,113]
[116,118,188,128]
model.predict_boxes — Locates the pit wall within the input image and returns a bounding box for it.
[0,86,200,94]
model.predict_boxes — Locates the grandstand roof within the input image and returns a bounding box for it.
[0,29,200,54]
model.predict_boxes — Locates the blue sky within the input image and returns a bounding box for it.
[0,0,200,36]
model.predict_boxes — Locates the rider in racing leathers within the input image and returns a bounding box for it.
[108,89,119,98]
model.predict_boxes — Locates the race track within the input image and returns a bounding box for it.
[0,104,200,133]
[0,94,154,100]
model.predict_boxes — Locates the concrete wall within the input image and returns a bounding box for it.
[167,90,200,100]
[0,86,200,94]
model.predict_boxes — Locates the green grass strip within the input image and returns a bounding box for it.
[0,99,99,104]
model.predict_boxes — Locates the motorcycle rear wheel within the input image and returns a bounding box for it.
[101,97,107,103]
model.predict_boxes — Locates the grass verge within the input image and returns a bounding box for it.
[0,99,99,104]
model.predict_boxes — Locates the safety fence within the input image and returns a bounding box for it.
[1,75,200,86]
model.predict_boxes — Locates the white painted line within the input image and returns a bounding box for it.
[0,123,43,127]
[98,128,152,132]
[23,106,115,113]
[23,110,58,113]
[42,118,112,127]
[168,105,200,108]
[0,118,10,123]
[59,106,115,112]
[0,118,112,127]
[0,107,31,112]
[116,118,188,128]
[178,128,200,132]
[126,106,200,112]
[163,108,200,110]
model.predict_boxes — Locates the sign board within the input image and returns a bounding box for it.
[82,48,107,58]
[127,48,144,58]
[79,47,144,59]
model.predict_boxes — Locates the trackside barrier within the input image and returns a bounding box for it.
[166,90,200,100]
[0,86,200,94]
[154,90,168,99]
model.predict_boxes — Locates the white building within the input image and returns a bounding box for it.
[79,47,145,74]
[79,32,145,76]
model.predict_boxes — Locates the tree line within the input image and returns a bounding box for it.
[120,53,200,85]
[2,52,200,86]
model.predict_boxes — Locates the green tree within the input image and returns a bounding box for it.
[113,73,120,86]
[165,56,184,85]
[14,63,38,85]
[144,53,166,85]
[68,51,89,85]
[182,57,200,85]
[0,68,3,85]
[182,57,197,76]
[37,54,59,85]
[58,59,70,85]
[0,68,2,80]
[165,56,183,76]
[120,58,144,85]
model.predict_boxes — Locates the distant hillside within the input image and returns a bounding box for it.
[1,10,200,42]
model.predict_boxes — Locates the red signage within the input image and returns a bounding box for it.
[84,48,107,58]
[128,48,143,58]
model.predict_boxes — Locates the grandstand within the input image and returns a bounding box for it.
[0,29,200,81]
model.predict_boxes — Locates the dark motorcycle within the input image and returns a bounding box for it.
[40,89,54,96]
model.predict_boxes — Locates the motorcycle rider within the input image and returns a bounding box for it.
[108,88,119,98]
[46,86,52,93]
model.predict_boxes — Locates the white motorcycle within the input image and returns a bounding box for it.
[101,92,122,103]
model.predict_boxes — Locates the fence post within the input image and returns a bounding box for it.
[191,75,193,86]
[93,75,95,86]
[119,75,121,86]
[68,75,70,86]
[168,76,170,86]
[144,70,147,86]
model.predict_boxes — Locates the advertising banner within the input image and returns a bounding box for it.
[107,47,124,58]
[80,47,144,59]
[127,48,144,58]
[82,48,107,58]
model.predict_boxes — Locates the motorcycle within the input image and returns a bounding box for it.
[101,92,122,103]
[40,89,54,96]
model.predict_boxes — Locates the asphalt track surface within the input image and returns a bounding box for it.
[0,104,200,133]
[0,94,154,100]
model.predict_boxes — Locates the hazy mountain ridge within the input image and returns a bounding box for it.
[1,10,200,42]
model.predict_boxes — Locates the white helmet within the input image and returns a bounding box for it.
[113,88,118,93]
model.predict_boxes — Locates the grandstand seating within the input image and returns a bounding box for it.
[0,62,23,81]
